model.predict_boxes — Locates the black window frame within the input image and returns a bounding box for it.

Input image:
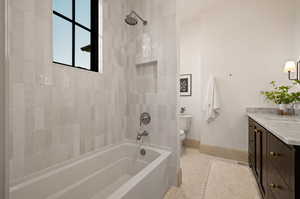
[53,0,99,72]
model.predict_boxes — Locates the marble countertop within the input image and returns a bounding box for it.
[247,109,300,146]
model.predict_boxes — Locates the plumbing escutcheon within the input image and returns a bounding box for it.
[140,112,151,126]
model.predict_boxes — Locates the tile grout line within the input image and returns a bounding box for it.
[201,159,213,199]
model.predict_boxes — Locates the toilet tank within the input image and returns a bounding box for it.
[178,114,192,131]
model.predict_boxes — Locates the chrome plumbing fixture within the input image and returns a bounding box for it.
[137,130,149,141]
[140,112,151,126]
[140,148,146,156]
[125,10,147,26]
[180,107,186,114]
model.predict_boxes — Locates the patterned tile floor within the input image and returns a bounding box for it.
[164,148,261,199]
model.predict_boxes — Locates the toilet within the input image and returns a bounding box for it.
[178,114,192,146]
[179,130,186,141]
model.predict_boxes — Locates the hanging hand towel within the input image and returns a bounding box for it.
[203,76,220,122]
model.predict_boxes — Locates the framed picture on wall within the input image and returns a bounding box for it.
[180,74,192,96]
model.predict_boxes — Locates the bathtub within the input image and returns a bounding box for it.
[10,143,172,199]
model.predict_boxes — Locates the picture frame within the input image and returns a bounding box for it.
[180,74,192,96]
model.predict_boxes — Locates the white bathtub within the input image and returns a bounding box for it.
[10,143,172,199]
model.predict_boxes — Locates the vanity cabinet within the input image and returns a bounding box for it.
[248,118,299,199]
[249,119,268,197]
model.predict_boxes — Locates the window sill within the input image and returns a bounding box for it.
[53,61,100,73]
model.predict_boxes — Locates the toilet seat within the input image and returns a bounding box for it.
[179,130,186,141]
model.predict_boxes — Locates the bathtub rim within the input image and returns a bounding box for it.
[106,147,171,199]
[10,141,172,193]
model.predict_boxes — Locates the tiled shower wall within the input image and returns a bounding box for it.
[125,0,179,186]
[8,0,179,187]
[8,0,130,183]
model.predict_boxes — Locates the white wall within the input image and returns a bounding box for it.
[0,0,8,199]
[0,0,7,197]
[179,20,202,140]
[178,0,297,151]
[294,0,300,58]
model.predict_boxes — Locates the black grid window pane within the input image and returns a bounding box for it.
[53,0,98,72]
[53,15,72,65]
[75,26,91,69]
[53,0,72,19]
[75,0,91,29]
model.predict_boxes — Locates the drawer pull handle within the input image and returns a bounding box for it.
[270,152,280,157]
[269,184,281,189]
[254,129,262,134]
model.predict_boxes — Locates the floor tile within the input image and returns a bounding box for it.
[165,148,261,199]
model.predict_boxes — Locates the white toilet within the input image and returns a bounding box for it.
[179,130,186,141]
[178,114,192,142]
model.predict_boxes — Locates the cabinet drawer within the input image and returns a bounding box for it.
[267,164,294,199]
[268,133,295,189]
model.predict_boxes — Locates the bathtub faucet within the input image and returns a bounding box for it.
[137,130,149,141]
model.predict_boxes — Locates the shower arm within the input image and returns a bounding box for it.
[129,11,147,25]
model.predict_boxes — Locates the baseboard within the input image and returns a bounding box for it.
[183,139,200,148]
[199,144,248,163]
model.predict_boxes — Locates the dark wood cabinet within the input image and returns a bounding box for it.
[248,120,255,168]
[255,127,262,180]
[248,117,299,199]
[262,127,268,195]
[249,119,267,197]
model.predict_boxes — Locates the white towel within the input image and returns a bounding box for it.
[203,76,220,122]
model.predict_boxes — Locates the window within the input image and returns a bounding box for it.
[53,0,101,72]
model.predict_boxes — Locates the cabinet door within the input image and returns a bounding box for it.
[255,127,262,181]
[249,118,268,197]
[268,133,295,190]
[255,126,268,197]
[248,119,255,169]
[261,127,268,196]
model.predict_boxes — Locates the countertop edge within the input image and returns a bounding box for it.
[247,113,300,146]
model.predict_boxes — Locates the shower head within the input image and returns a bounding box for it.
[125,15,138,26]
[125,11,147,26]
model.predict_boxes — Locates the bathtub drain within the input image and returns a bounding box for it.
[140,148,146,156]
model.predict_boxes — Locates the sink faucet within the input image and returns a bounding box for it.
[137,130,149,141]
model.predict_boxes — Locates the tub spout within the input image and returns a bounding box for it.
[137,130,149,141]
